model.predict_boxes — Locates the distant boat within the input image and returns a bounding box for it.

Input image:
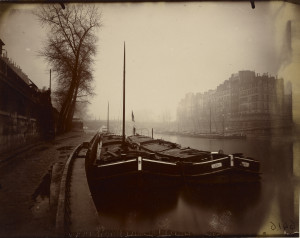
[160,131,246,139]
[174,105,247,139]
[191,132,246,139]
[99,126,108,133]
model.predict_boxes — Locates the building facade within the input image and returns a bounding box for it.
[0,39,55,154]
[177,70,293,134]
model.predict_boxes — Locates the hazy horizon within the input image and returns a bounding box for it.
[0,1,299,123]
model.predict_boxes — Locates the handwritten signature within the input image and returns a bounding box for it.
[270,220,295,231]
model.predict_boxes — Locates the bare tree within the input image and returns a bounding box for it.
[34,4,101,132]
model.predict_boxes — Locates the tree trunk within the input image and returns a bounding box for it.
[57,72,78,133]
[65,82,79,131]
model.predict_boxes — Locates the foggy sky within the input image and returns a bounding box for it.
[0,2,299,122]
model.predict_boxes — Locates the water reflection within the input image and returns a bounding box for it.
[293,140,300,177]
[179,183,262,235]
[91,134,299,236]
[92,187,180,233]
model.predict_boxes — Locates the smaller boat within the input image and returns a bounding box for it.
[182,152,260,184]
[127,134,260,184]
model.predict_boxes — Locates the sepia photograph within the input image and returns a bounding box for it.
[0,0,299,237]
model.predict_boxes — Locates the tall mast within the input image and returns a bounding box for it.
[107,102,109,133]
[222,114,225,136]
[122,42,126,145]
[49,69,52,92]
[210,106,212,134]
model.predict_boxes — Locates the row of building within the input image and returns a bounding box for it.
[176,70,293,134]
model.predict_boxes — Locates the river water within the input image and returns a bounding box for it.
[93,133,300,236]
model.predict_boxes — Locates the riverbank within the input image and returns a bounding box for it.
[0,130,95,237]
[156,126,297,141]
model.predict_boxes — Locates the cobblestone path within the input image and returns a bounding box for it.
[0,130,95,237]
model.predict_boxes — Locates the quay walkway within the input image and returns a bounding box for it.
[55,136,100,237]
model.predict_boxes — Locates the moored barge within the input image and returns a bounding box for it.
[88,133,260,188]
[87,133,182,188]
